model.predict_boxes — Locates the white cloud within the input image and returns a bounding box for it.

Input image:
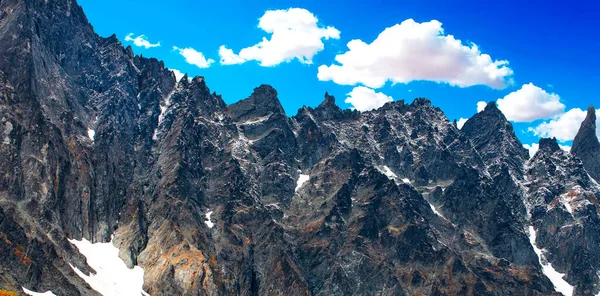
[560,144,572,152]
[529,108,600,142]
[172,46,215,69]
[219,8,340,66]
[523,143,539,158]
[218,46,246,65]
[317,19,513,89]
[457,118,468,129]
[345,86,393,111]
[124,33,160,49]
[477,101,487,113]
[494,83,564,122]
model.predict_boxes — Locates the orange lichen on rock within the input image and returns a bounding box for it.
[14,247,32,265]
[0,232,11,245]
[0,290,19,296]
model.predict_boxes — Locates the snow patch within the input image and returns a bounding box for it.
[205,211,214,228]
[402,178,411,184]
[68,237,150,296]
[296,174,310,192]
[22,287,57,296]
[87,129,95,141]
[239,114,271,125]
[381,165,397,179]
[153,89,176,140]
[429,203,445,218]
[2,121,12,144]
[527,226,574,296]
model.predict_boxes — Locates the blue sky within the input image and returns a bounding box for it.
[79,0,599,153]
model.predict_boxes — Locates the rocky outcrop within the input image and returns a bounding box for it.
[571,105,600,182]
[525,137,600,295]
[461,101,530,179]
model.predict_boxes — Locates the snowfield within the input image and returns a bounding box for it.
[527,226,574,296]
[68,237,150,296]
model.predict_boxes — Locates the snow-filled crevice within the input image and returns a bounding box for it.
[296,174,310,192]
[527,226,574,296]
[205,211,215,229]
[87,129,95,142]
[152,89,176,140]
[22,287,57,296]
[68,237,150,296]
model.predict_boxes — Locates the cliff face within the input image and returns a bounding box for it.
[1,1,600,295]
[571,105,600,183]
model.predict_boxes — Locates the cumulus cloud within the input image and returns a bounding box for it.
[218,46,246,65]
[219,8,340,66]
[529,108,600,142]
[172,46,215,69]
[125,33,160,49]
[494,83,564,122]
[457,118,468,129]
[477,101,487,113]
[317,19,513,89]
[345,86,393,111]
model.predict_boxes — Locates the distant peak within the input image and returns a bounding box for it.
[586,104,596,121]
[179,74,190,87]
[320,92,336,107]
[485,101,499,112]
[228,85,285,121]
[253,84,278,96]
[539,137,561,154]
[412,98,431,106]
[191,76,205,84]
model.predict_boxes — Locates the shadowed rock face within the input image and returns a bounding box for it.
[571,105,600,182]
[0,1,600,296]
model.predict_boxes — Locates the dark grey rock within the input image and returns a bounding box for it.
[571,105,600,182]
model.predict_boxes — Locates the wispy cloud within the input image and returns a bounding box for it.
[172,46,215,69]
[124,33,160,49]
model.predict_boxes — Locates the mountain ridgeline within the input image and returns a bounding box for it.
[1,0,600,295]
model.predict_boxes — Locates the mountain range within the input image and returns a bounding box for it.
[0,0,599,295]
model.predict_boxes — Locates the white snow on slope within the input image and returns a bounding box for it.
[87,129,95,141]
[528,226,574,296]
[381,165,397,179]
[153,89,176,140]
[22,287,57,296]
[205,211,215,228]
[239,114,271,125]
[296,174,310,192]
[68,237,150,296]
[379,166,411,184]
[429,203,445,218]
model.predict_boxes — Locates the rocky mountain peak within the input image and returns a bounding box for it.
[484,101,501,113]
[228,84,285,122]
[538,137,561,154]
[313,91,348,121]
[571,104,600,181]
[461,100,529,178]
[411,97,432,107]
